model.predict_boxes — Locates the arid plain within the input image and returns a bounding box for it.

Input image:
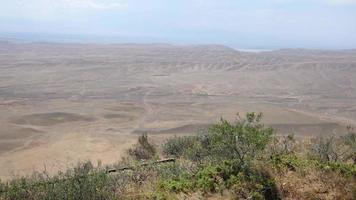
[0,42,356,179]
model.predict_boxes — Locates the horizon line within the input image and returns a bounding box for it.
[1,32,355,51]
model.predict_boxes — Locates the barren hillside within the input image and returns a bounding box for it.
[0,42,355,178]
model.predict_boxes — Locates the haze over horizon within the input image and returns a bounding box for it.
[1,2,356,197]
[1,0,356,49]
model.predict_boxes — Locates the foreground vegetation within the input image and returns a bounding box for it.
[0,113,355,199]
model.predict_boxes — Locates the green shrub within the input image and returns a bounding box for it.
[0,161,121,200]
[205,112,274,164]
[162,136,198,158]
[159,177,193,193]
[158,159,278,199]
[271,153,356,178]
[269,134,296,157]
[163,113,274,165]
[310,133,356,163]
[317,161,356,177]
[342,129,356,164]
[270,154,312,172]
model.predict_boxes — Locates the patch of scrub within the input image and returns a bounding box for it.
[0,141,24,154]
[103,113,136,120]
[0,127,44,140]
[11,112,95,126]
[271,123,346,136]
[107,105,145,113]
[133,123,211,135]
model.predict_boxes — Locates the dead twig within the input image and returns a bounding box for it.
[107,158,176,173]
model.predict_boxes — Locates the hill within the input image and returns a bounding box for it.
[0,42,355,179]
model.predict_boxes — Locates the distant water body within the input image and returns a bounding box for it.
[234,48,275,53]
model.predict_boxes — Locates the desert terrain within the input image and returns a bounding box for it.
[0,41,355,179]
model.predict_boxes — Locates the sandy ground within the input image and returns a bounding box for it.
[0,42,355,179]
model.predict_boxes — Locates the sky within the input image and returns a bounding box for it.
[0,0,355,49]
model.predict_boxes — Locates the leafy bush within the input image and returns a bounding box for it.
[205,112,274,164]
[342,127,356,164]
[159,160,279,199]
[310,133,356,163]
[269,134,296,156]
[162,135,198,158]
[271,153,356,177]
[317,161,356,177]
[0,162,120,200]
[128,133,157,160]
[162,113,274,165]
[310,135,339,162]
[270,154,312,173]
[159,113,278,197]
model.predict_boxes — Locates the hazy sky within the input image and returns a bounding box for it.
[0,0,355,49]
